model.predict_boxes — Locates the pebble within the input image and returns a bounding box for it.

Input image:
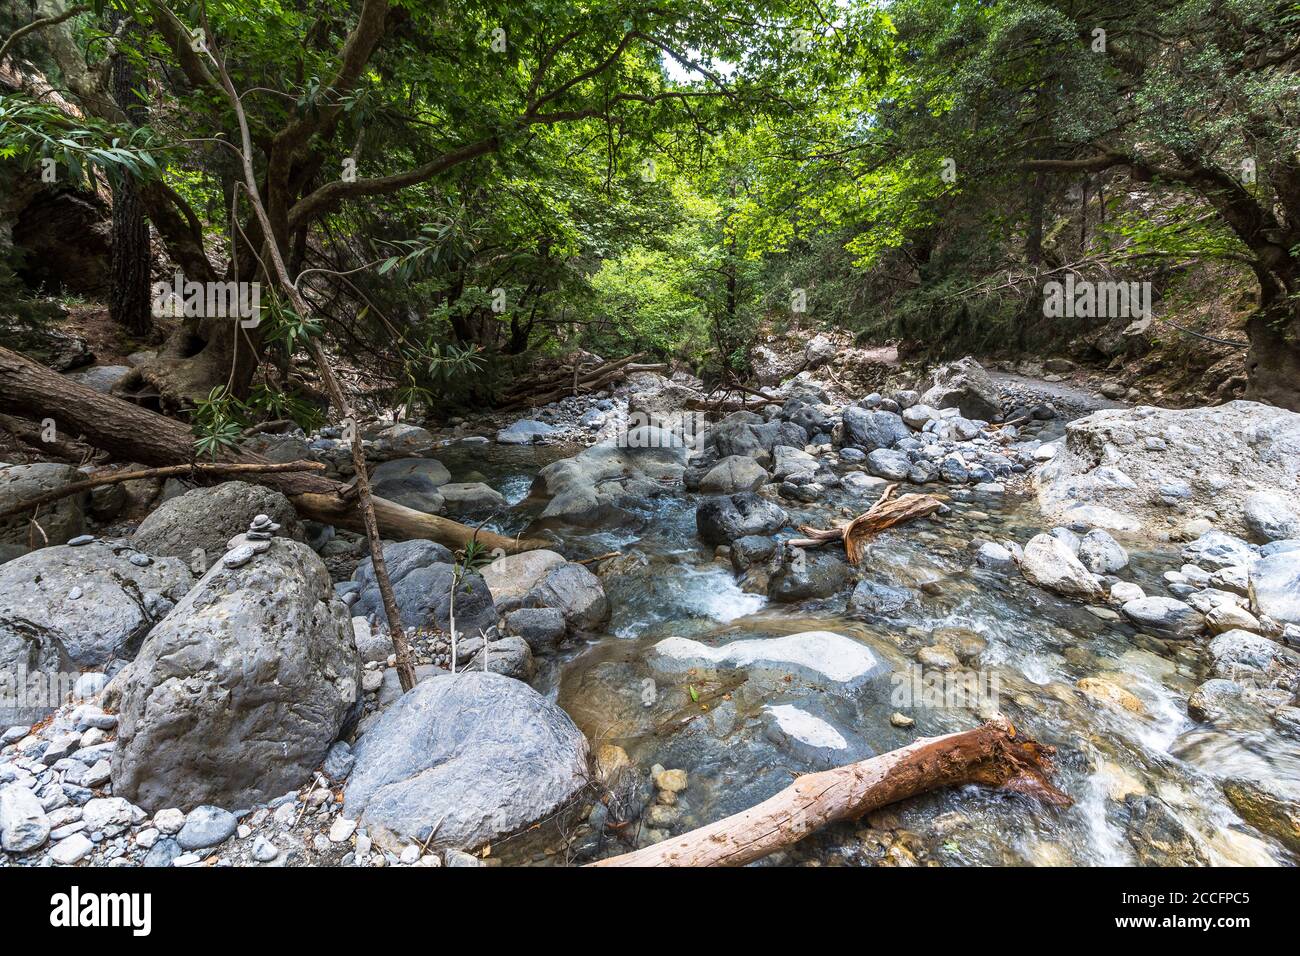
[68,535,95,546]
[49,833,94,865]
[252,836,280,862]
[223,544,256,568]
[129,553,151,567]
[153,808,185,834]
[328,817,357,843]
[177,806,237,850]
[890,712,915,728]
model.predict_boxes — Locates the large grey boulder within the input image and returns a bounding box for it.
[522,562,610,631]
[370,458,451,514]
[343,671,589,851]
[696,492,788,545]
[0,542,194,726]
[1248,550,1300,626]
[0,463,88,551]
[479,549,566,605]
[648,631,890,699]
[1019,532,1102,599]
[698,456,769,493]
[533,426,687,526]
[130,481,303,560]
[920,357,1001,420]
[1121,597,1204,639]
[841,407,910,451]
[352,539,497,637]
[111,538,361,811]
[1243,491,1300,543]
[1035,402,1300,537]
[705,413,807,464]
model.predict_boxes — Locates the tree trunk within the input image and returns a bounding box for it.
[591,719,1068,867]
[107,12,151,337]
[0,344,548,555]
[1244,289,1300,412]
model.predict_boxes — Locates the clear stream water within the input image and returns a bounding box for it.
[433,441,1296,867]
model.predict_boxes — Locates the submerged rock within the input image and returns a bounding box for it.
[647,630,890,698]
[1121,597,1203,639]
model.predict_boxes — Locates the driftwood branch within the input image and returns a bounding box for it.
[591,718,1069,867]
[0,459,325,521]
[787,484,945,563]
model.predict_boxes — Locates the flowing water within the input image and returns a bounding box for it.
[434,439,1297,867]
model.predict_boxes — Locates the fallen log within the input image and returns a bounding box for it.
[591,718,1069,867]
[0,459,325,521]
[787,484,945,563]
[0,345,549,555]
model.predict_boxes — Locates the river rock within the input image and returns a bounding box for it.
[343,671,588,851]
[177,806,237,851]
[772,445,819,481]
[706,413,807,464]
[533,426,687,525]
[522,562,610,631]
[841,407,910,451]
[920,356,1001,420]
[1209,629,1298,676]
[366,423,437,460]
[768,550,854,602]
[0,463,89,552]
[1077,529,1129,573]
[131,480,302,560]
[1121,597,1204,638]
[760,703,875,769]
[466,635,535,681]
[1019,533,1103,599]
[370,458,450,514]
[1035,401,1300,537]
[840,471,889,497]
[0,782,50,852]
[648,630,890,699]
[696,492,788,545]
[503,607,567,652]
[438,482,507,514]
[111,538,361,811]
[1248,549,1300,625]
[1183,530,1256,570]
[866,448,912,481]
[698,456,769,493]
[0,542,194,725]
[1243,491,1300,543]
[497,419,557,444]
[352,539,498,637]
[1222,778,1300,852]
[479,549,566,605]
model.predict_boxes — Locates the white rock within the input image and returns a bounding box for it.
[1019,533,1103,599]
[648,631,890,697]
[328,816,357,843]
[0,783,50,852]
[153,807,185,834]
[49,832,94,865]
